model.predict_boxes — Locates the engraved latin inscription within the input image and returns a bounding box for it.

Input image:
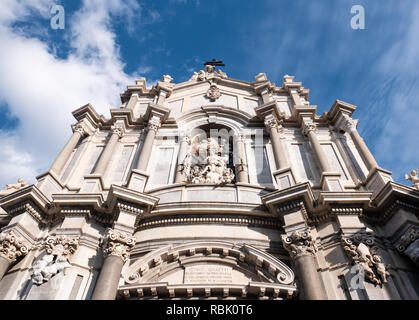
[184,265,233,284]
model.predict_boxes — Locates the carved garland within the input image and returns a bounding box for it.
[341,232,390,285]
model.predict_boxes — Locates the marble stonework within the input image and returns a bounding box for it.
[0,67,418,300]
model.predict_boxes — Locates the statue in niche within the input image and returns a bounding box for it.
[0,178,27,197]
[405,169,419,190]
[182,137,234,185]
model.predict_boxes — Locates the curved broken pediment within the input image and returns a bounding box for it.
[119,241,296,299]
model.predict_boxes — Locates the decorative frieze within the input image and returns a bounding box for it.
[341,232,390,285]
[282,229,317,259]
[0,230,31,263]
[102,229,136,262]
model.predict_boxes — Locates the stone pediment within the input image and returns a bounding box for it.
[119,241,296,299]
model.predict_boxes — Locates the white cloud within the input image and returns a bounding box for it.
[0,0,152,187]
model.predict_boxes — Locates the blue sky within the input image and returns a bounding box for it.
[0,0,418,187]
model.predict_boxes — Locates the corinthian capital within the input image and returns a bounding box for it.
[0,230,31,264]
[264,115,283,133]
[282,229,317,259]
[302,123,316,136]
[111,125,125,138]
[71,123,87,136]
[102,229,136,262]
[338,114,357,133]
[45,235,79,256]
[148,116,161,132]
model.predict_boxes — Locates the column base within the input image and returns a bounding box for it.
[80,174,105,193]
[320,172,344,191]
[365,167,393,198]
[273,167,296,190]
[127,170,149,192]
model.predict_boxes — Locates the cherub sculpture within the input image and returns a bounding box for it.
[405,169,419,190]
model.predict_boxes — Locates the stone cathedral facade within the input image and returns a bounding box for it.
[0,65,418,300]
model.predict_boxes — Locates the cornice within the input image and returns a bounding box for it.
[327,100,357,125]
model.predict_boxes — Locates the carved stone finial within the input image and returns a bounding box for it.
[206,84,221,101]
[342,233,390,285]
[102,229,136,262]
[405,169,419,190]
[282,229,317,259]
[0,230,31,264]
[147,116,161,132]
[302,123,316,137]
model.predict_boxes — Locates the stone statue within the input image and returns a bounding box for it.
[405,169,419,190]
[31,235,79,285]
[183,137,235,185]
[0,178,27,197]
[32,254,71,285]
[342,234,391,285]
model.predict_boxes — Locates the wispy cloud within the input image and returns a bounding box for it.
[0,0,153,186]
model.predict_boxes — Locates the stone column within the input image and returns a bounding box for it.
[92,229,136,300]
[50,123,86,176]
[175,134,191,183]
[264,115,288,170]
[234,133,249,183]
[302,123,331,173]
[135,116,161,172]
[0,230,30,280]
[339,115,378,171]
[93,126,123,176]
[282,229,327,300]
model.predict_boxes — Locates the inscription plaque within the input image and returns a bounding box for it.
[184,265,233,284]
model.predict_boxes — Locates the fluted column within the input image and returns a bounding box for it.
[339,115,378,171]
[50,123,86,176]
[136,116,161,172]
[92,229,136,300]
[264,115,288,170]
[302,123,331,173]
[175,134,191,183]
[282,229,327,300]
[0,230,30,280]
[93,126,123,176]
[234,133,249,183]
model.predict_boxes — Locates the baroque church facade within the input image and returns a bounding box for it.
[0,64,418,300]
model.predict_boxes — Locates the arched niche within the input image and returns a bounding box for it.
[119,241,296,299]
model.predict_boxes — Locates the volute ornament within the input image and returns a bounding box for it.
[102,229,136,262]
[0,230,31,263]
[281,229,317,259]
[395,226,419,265]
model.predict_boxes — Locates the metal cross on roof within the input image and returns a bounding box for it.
[204,58,225,67]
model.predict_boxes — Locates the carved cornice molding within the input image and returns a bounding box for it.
[0,230,31,264]
[102,228,136,262]
[282,228,317,259]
